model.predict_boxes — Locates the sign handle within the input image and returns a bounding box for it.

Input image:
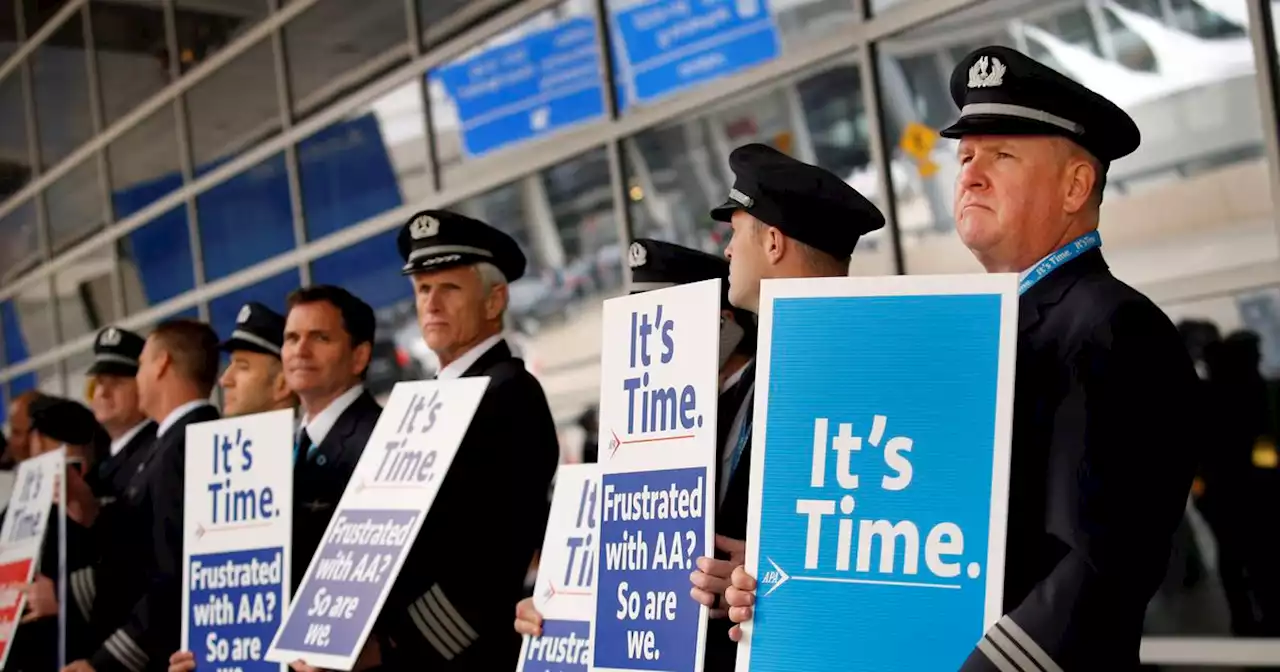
[57,451,67,671]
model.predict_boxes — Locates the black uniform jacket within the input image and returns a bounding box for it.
[960,249,1200,671]
[292,389,382,589]
[706,360,755,672]
[93,421,157,506]
[373,340,560,670]
[90,403,220,672]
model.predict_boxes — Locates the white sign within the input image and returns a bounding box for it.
[267,378,489,671]
[182,409,295,672]
[0,448,62,669]
[592,279,721,672]
[516,463,600,672]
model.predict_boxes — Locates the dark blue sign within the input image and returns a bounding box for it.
[434,16,606,159]
[272,509,417,660]
[522,619,591,671]
[187,547,286,672]
[594,466,705,672]
[611,0,780,107]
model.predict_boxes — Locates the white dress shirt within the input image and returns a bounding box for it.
[156,399,213,439]
[300,384,366,446]
[435,333,504,381]
[110,419,153,456]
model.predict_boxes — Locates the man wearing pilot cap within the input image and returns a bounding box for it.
[721,47,1201,671]
[369,209,559,670]
[218,302,296,418]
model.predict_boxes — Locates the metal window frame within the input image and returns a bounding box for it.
[268,0,313,287]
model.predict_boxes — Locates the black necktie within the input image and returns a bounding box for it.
[295,429,312,464]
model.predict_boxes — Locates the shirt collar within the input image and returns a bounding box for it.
[721,358,752,394]
[301,384,365,446]
[436,334,504,381]
[110,419,153,456]
[157,399,212,439]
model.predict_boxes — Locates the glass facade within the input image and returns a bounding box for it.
[1,0,1279,664]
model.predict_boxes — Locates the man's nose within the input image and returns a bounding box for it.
[959,159,989,192]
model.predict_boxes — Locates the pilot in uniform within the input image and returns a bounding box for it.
[938,47,1202,670]
[86,327,157,505]
[371,210,560,670]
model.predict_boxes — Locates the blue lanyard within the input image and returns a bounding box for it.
[727,394,753,480]
[1018,231,1101,295]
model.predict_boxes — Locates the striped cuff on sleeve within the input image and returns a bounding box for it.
[977,615,1065,672]
[405,584,480,660]
[70,567,95,621]
[102,629,149,672]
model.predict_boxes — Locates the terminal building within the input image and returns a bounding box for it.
[0,0,1278,666]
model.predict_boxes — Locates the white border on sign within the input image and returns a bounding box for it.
[735,273,1018,665]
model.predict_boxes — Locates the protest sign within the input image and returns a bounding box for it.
[0,448,62,668]
[516,463,599,672]
[592,279,720,672]
[736,274,1017,671]
[267,378,489,671]
[182,409,294,672]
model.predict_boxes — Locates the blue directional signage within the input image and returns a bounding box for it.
[433,16,606,159]
[610,0,781,108]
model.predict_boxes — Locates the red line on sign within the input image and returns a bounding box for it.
[608,429,696,458]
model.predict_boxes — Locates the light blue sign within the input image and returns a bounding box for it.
[434,16,606,159]
[740,277,1016,671]
[611,0,781,108]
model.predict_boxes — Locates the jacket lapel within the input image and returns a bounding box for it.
[462,340,513,378]
[1019,248,1108,335]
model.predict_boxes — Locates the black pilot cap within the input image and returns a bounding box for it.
[396,209,527,283]
[940,45,1141,163]
[627,238,730,306]
[30,396,107,448]
[219,302,285,358]
[710,143,885,260]
[87,327,146,378]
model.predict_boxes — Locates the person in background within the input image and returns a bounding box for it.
[726,46,1201,671]
[6,390,43,466]
[371,209,559,671]
[4,396,108,671]
[284,285,381,591]
[218,302,297,418]
[86,327,156,508]
[72,320,221,672]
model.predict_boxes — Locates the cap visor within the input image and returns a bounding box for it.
[400,253,487,277]
[219,338,280,358]
[709,199,739,223]
[87,361,137,378]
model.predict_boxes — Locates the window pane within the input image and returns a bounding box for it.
[19,0,71,37]
[54,244,119,348]
[119,204,194,315]
[109,106,185,221]
[299,96,414,242]
[208,269,301,342]
[173,0,268,73]
[0,49,32,200]
[429,1,607,174]
[0,199,40,284]
[90,0,175,126]
[310,229,409,312]
[2,300,32,367]
[187,40,280,168]
[879,0,1276,642]
[627,55,893,276]
[29,8,94,168]
[10,280,55,358]
[605,0,856,112]
[47,156,106,253]
[196,153,295,281]
[284,0,410,118]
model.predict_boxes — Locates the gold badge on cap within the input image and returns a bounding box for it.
[99,327,121,347]
[968,55,1005,89]
[410,214,440,240]
[237,304,252,324]
[628,242,647,269]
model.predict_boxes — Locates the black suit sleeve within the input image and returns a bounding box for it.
[90,437,186,672]
[375,373,559,668]
[962,303,1199,671]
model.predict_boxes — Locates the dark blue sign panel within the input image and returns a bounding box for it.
[611,0,780,108]
[434,16,606,159]
[743,288,1014,671]
[188,547,287,672]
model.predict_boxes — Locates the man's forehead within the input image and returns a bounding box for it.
[958,134,1062,151]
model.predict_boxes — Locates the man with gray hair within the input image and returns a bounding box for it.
[368,209,559,671]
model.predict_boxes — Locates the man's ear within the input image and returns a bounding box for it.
[763,226,786,265]
[1062,151,1097,215]
[485,283,509,322]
